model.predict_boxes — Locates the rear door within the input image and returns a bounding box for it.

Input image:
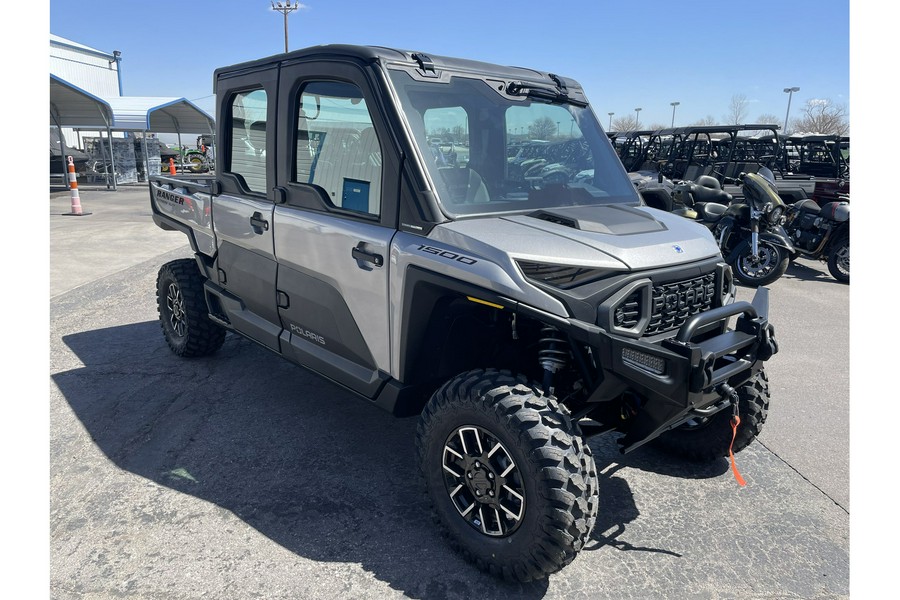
[272,59,402,397]
[212,66,282,350]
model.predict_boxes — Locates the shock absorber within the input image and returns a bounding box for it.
[538,325,569,396]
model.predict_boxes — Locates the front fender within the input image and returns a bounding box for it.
[724,232,794,264]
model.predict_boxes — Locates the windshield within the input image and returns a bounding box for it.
[388,69,640,218]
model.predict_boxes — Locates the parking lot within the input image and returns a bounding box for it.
[49,187,849,599]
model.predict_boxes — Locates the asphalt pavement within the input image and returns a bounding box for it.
[47,185,851,599]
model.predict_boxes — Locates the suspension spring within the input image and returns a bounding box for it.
[538,325,570,374]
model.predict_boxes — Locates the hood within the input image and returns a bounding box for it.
[430,204,721,271]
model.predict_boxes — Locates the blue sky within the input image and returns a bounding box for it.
[47,0,850,131]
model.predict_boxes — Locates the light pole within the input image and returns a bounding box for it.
[271,2,302,54]
[607,112,614,129]
[670,101,680,127]
[634,107,642,130]
[783,86,799,134]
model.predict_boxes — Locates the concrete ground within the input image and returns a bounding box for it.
[45,186,852,598]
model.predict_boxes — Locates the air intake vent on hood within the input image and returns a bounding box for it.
[529,210,580,229]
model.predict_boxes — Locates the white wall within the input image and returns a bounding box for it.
[50,36,122,148]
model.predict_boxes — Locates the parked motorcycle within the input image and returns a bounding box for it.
[674,168,794,287]
[783,196,849,283]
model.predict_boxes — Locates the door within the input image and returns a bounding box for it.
[272,61,402,397]
[212,67,282,351]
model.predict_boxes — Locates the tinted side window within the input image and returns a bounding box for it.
[229,90,268,194]
[294,81,382,216]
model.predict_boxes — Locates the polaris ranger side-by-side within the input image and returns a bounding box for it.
[149,45,779,582]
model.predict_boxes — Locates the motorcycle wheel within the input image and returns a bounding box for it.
[731,240,789,287]
[827,236,849,284]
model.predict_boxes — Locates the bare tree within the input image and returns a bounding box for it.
[646,122,668,131]
[756,113,781,126]
[528,116,557,140]
[611,115,638,132]
[790,99,849,136]
[726,94,749,125]
[690,115,718,126]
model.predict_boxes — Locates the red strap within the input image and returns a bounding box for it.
[729,416,747,487]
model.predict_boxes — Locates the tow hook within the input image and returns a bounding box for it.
[758,323,778,361]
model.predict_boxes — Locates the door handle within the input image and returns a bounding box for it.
[351,244,384,267]
[250,211,269,234]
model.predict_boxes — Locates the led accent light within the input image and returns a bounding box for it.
[622,347,666,375]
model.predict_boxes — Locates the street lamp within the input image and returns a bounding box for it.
[670,101,680,127]
[634,107,642,129]
[783,87,800,134]
[271,2,302,54]
[607,112,614,129]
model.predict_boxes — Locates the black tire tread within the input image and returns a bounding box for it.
[156,258,225,357]
[827,235,849,284]
[653,370,769,462]
[733,244,789,287]
[415,369,598,582]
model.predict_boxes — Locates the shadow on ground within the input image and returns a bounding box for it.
[54,322,716,597]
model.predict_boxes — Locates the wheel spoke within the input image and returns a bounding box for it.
[503,484,524,503]
[487,442,501,458]
[444,445,464,460]
[458,429,469,455]
[442,463,462,477]
[499,500,522,521]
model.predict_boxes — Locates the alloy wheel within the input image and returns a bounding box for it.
[442,425,525,537]
[166,282,187,337]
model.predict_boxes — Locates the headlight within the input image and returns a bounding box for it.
[769,205,784,223]
[516,260,610,290]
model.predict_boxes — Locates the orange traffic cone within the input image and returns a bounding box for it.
[63,155,91,216]
[169,158,177,175]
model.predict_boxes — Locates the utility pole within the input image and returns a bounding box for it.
[271,2,302,54]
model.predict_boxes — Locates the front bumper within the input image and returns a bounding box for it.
[571,287,777,452]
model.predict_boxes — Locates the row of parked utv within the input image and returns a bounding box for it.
[608,124,849,286]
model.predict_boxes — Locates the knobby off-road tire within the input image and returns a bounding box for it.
[416,369,598,582]
[653,369,769,462]
[827,235,849,284]
[156,259,226,357]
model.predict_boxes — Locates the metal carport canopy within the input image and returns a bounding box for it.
[50,76,214,133]
[50,75,215,190]
[50,74,113,129]
[104,96,214,133]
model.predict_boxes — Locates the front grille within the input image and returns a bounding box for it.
[646,273,716,335]
[614,290,642,330]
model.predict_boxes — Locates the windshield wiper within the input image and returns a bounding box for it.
[506,81,588,107]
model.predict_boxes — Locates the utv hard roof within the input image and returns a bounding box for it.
[651,124,781,136]
[214,44,580,90]
[785,134,850,143]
